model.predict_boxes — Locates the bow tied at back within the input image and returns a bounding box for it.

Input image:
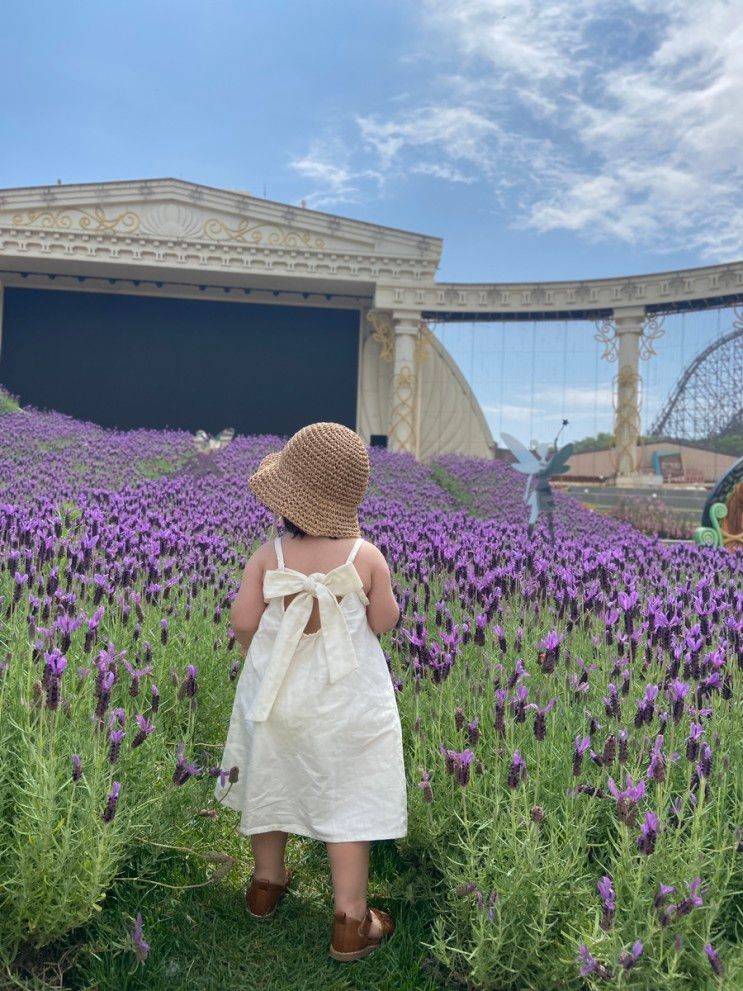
[246,563,367,722]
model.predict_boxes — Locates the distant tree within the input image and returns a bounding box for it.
[572,432,615,454]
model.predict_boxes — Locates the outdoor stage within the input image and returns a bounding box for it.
[0,178,741,472]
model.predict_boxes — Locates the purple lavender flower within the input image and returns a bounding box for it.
[512,684,529,723]
[108,707,126,729]
[102,781,121,824]
[454,706,466,731]
[577,944,598,977]
[699,742,713,778]
[530,698,556,742]
[577,944,612,980]
[635,683,659,727]
[123,658,154,698]
[637,810,659,855]
[508,750,527,789]
[704,943,724,978]
[572,735,591,776]
[597,875,615,930]
[418,768,434,803]
[686,722,704,761]
[439,745,456,775]
[531,805,545,823]
[654,883,676,909]
[494,688,507,738]
[43,648,68,710]
[131,912,150,964]
[618,728,630,764]
[172,742,201,785]
[455,749,475,787]
[647,735,666,783]
[491,624,507,653]
[108,729,125,764]
[466,718,481,747]
[94,670,116,721]
[668,679,690,723]
[179,663,199,700]
[131,714,155,748]
[538,630,563,673]
[607,773,645,825]
[71,754,82,782]
[603,683,621,720]
[513,659,529,683]
[602,734,616,766]
[618,941,644,972]
[208,766,231,788]
[674,878,704,917]
[455,881,483,910]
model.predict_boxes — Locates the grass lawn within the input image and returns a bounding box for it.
[52,810,442,991]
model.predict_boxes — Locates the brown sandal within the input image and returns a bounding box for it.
[245,867,293,918]
[329,906,395,961]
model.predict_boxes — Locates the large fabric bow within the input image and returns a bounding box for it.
[246,564,368,722]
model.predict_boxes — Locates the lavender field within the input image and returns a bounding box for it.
[1,392,742,990]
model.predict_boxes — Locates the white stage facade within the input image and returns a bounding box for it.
[0,179,741,474]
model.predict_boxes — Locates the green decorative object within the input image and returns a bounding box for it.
[693,502,728,548]
[693,454,743,552]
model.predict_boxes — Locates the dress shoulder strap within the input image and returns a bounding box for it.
[345,537,364,564]
[273,535,285,570]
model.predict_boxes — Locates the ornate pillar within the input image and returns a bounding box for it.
[390,312,421,454]
[367,308,425,455]
[595,307,665,481]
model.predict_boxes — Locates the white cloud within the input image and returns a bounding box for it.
[289,139,384,209]
[482,402,543,420]
[539,385,615,410]
[410,162,476,183]
[418,0,743,257]
[293,1,743,257]
[357,105,504,170]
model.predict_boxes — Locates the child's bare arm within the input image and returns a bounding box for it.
[230,544,269,652]
[365,545,400,634]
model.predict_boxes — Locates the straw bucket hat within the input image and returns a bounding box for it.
[249,422,370,538]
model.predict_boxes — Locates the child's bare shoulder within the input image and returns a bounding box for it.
[247,540,277,569]
[357,539,390,568]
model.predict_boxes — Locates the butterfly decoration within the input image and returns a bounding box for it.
[190,428,235,476]
[501,420,572,540]
[193,428,235,454]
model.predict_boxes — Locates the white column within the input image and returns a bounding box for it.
[389,312,422,454]
[0,279,4,365]
[613,308,644,479]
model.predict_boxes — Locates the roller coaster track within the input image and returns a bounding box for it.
[650,318,743,439]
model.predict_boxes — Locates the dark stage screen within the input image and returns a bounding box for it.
[0,288,360,435]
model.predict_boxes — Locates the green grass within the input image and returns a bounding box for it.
[0,391,20,414]
[134,455,193,480]
[428,464,476,514]
[54,810,442,991]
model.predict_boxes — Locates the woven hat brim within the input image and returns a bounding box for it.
[249,452,362,538]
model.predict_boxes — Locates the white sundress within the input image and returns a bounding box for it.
[214,536,408,843]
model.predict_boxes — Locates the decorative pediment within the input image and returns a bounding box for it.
[3,201,342,251]
[0,178,441,261]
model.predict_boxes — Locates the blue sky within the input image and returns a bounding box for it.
[1,0,740,444]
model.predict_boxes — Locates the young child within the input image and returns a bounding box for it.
[214,421,407,962]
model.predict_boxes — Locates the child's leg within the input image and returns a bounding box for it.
[251,830,289,885]
[326,841,383,937]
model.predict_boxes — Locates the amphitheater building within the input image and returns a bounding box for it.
[0,179,741,475]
